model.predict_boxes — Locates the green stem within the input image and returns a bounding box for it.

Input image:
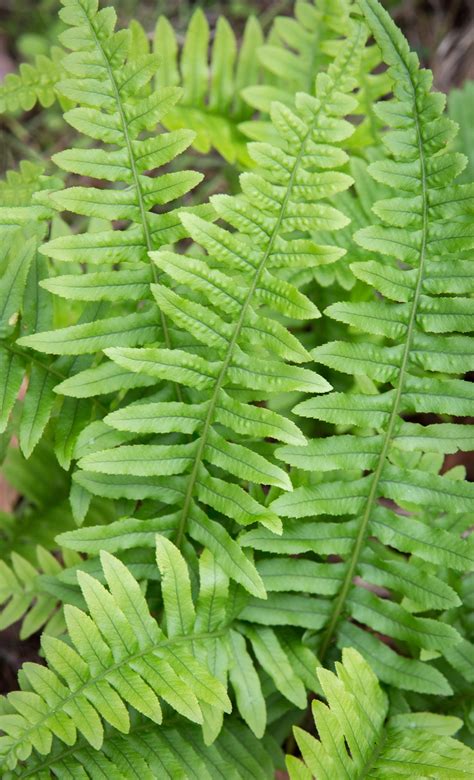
[319,65,429,661]
[174,29,363,549]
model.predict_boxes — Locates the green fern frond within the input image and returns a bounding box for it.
[0,534,319,770]
[15,0,210,466]
[0,545,81,639]
[2,717,275,779]
[154,10,263,166]
[0,161,64,454]
[273,0,474,692]
[290,152,391,291]
[0,537,231,771]
[58,525,320,738]
[242,0,389,151]
[73,22,367,597]
[287,648,474,779]
[0,48,69,115]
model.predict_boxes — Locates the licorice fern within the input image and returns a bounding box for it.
[274,0,474,692]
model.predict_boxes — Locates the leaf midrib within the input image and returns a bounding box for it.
[173,31,362,548]
[80,8,176,358]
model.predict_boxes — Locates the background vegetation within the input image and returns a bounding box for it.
[0,0,473,753]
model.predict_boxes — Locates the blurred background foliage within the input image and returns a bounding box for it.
[0,0,472,174]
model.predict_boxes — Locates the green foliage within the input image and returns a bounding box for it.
[448,79,474,183]
[154,10,263,166]
[3,717,274,779]
[0,545,79,639]
[0,48,69,114]
[287,649,474,779]
[274,0,474,693]
[0,162,64,458]
[69,19,364,602]
[0,0,473,776]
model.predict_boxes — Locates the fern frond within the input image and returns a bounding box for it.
[0,48,69,114]
[74,22,367,597]
[287,648,474,779]
[0,161,65,455]
[16,0,209,466]
[0,536,231,771]
[154,10,263,166]
[3,717,275,779]
[58,526,320,739]
[0,546,80,639]
[273,0,474,692]
[0,535,319,770]
[242,0,389,151]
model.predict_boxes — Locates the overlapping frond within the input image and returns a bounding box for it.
[58,522,321,739]
[242,0,389,151]
[71,22,367,597]
[16,0,209,468]
[0,537,230,771]
[273,0,474,692]
[287,649,474,779]
[0,535,320,771]
[0,48,69,114]
[3,717,275,779]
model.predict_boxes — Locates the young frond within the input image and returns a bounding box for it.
[0,535,320,770]
[287,648,474,779]
[0,537,230,771]
[274,0,474,692]
[59,526,321,739]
